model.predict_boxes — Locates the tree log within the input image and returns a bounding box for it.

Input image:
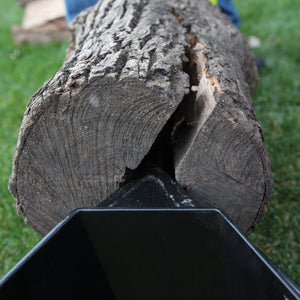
[9,0,273,235]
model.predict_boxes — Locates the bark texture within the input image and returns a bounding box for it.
[9,0,272,235]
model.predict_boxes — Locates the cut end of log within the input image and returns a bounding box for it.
[9,78,182,235]
[9,0,272,235]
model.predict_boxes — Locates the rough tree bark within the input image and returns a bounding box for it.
[9,0,273,235]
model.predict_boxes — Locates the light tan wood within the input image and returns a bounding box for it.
[22,0,66,29]
[11,18,70,45]
[12,0,68,44]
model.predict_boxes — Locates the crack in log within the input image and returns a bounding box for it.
[170,7,183,24]
[120,11,212,186]
[120,113,175,185]
[119,44,207,186]
[120,8,222,189]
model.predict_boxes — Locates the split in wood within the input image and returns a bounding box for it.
[124,43,215,184]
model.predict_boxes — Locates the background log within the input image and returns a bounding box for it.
[12,0,70,45]
[9,0,272,235]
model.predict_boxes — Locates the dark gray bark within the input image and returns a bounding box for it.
[9,0,272,235]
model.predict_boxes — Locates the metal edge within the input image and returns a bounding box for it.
[1,207,299,299]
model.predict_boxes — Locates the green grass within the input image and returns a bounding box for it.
[236,0,300,284]
[0,0,68,277]
[0,0,299,286]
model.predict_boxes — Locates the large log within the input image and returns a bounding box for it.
[9,0,273,235]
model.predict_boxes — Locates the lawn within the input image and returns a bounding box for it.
[0,0,299,285]
[0,0,68,277]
